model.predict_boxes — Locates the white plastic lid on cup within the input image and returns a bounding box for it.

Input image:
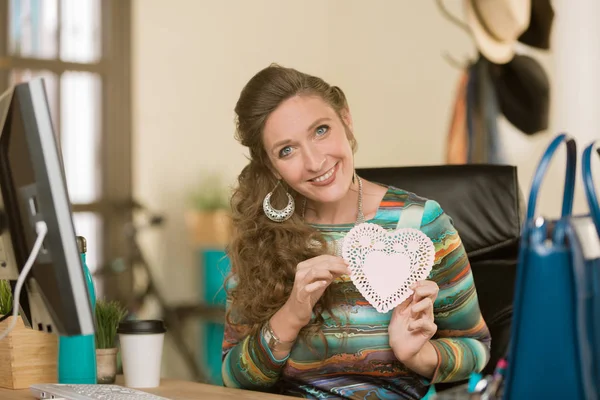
[118,320,167,388]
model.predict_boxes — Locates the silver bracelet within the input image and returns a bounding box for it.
[262,320,295,352]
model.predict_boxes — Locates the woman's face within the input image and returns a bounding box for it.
[262,95,355,205]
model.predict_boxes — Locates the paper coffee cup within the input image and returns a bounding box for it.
[117,319,167,388]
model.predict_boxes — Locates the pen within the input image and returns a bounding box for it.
[482,358,507,399]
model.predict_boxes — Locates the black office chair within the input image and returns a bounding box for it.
[357,164,523,380]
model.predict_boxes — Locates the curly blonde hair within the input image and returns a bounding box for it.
[225,64,357,336]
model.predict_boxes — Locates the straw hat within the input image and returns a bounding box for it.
[465,0,532,64]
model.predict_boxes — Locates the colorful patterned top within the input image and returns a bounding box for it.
[222,186,491,399]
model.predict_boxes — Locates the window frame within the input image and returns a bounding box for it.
[0,0,133,301]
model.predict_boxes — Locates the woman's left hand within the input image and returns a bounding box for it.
[388,280,439,364]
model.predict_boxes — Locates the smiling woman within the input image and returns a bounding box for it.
[222,64,491,399]
[263,95,358,211]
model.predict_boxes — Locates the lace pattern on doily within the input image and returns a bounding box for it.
[342,223,435,313]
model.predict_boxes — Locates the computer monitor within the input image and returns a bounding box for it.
[0,78,95,337]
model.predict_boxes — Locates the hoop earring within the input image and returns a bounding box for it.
[262,180,295,222]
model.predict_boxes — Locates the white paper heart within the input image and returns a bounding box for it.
[342,222,436,313]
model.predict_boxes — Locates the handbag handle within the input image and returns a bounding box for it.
[526,133,577,223]
[582,141,600,237]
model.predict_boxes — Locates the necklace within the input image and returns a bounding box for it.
[302,176,365,256]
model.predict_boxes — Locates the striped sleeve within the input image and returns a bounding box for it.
[221,277,288,389]
[422,200,492,384]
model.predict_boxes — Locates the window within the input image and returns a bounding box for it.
[0,0,132,298]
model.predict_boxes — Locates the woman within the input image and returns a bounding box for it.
[222,64,491,399]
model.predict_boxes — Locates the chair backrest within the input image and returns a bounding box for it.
[357,164,523,377]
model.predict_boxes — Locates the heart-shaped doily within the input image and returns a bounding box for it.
[342,223,435,313]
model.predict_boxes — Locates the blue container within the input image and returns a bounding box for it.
[199,249,230,385]
[57,236,97,384]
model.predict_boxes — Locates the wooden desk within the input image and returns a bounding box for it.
[0,378,294,400]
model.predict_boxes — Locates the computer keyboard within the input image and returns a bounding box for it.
[30,384,171,400]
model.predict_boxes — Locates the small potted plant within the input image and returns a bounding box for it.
[95,299,128,384]
[0,280,58,389]
[185,172,232,247]
[0,279,11,317]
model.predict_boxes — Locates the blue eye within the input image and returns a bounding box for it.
[279,146,292,158]
[316,125,329,136]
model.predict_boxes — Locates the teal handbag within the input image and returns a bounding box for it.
[582,140,600,388]
[504,134,598,399]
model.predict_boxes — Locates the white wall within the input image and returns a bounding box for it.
[131,0,597,380]
[132,0,347,379]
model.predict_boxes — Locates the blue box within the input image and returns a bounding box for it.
[198,249,230,385]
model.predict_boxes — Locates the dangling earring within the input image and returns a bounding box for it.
[262,180,295,222]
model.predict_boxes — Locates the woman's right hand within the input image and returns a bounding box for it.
[283,254,351,328]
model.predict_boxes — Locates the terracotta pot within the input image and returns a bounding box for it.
[185,209,231,247]
[96,348,118,384]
